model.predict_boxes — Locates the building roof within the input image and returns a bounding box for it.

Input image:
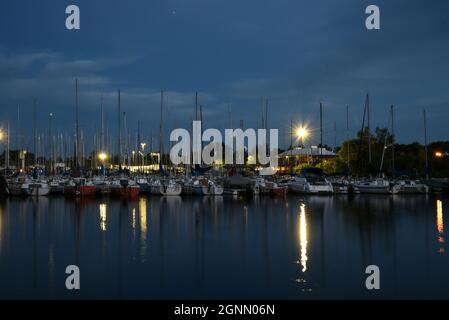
[279,146,337,158]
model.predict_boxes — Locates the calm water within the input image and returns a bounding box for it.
[0,194,447,299]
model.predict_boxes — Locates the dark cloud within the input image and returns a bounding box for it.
[0,0,448,151]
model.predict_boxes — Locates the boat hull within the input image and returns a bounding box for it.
[64,186,97,197]
[111,186,140,198]
[22,184,50,196]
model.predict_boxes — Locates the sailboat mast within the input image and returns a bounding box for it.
[320,102,323,165]
[265,98,268,130]
[159,89,164,170]
[367,94,372,164]
[123,111,128,166]
[100,94,104,151]
[346,105,350,170]
[33,98,37,167]
[118,89,122,167]
[391,104,395,173]
[6,120,10,169]
[75,78,80,169]
[424,109,429,180]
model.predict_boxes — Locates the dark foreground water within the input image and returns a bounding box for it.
[0,194,447,299]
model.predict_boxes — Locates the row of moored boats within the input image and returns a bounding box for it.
[3,167,447,197]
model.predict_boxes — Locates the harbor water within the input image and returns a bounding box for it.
[0,194,447,299]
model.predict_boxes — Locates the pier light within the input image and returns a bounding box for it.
[98,152,108,162]
[435,151,443,158]
[295,126,309,140]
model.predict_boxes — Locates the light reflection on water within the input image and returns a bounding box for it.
[0,195,447,299]
[298,203,308,273]
[437,200,445,254]
[99,203,107,232]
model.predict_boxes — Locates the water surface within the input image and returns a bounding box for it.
[0,194,447,299]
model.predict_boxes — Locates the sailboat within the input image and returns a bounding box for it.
[21,181,50,196]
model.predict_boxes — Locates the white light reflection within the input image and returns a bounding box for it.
[437,200,445,254]
[299,203,308,272]
[139,197,148,261]
[99,203,107,232]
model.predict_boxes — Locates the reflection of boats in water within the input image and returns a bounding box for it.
[392,180,429,194]
[354,179,392,194]
[289,168,333,195]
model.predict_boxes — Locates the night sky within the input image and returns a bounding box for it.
[0,0,448,151]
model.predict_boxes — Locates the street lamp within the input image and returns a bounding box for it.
[295,126,309,147]
[98,152,108,162]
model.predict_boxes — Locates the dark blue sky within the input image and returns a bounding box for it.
[0,0,448,151]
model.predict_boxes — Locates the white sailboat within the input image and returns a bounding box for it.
[21,181,50,196]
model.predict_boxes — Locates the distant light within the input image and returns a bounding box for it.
[98,152,108,161]
[0,130,3,141]
[435,151,443,158]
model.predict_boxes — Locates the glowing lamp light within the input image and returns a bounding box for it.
[98,152,108,161]
[295,126,309,140]
[435,151,443,158]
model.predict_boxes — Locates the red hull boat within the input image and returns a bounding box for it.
[64,185,97,197]
[111,186,140,198]
[64,178,97,197]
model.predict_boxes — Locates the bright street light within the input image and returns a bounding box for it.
[98,152,108,162]
[295,126,309,140]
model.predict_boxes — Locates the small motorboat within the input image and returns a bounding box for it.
[289,168,334,194]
